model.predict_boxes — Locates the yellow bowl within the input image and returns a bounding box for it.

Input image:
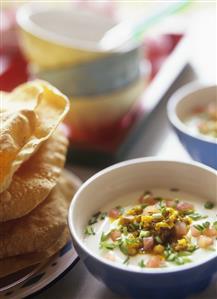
[64,77,147,133]
[16,4,115,69]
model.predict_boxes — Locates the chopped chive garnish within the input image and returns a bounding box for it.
[128,223,136,231]
[155,236,163,244]
[100,241,117,250]
[122,226,128,235]
[84,225,95,236]
[88,217,98,225]
[188,212,208,220]
[100,232,109,242]
[175,257,185,265]
[204,201,215,209]
[93,211,101,218]
[119,242,129,255]
[194,221,210,232]
[187,244,198,252]
[88,211,107,225]
[182,257,192,264]
[159,201,166,208]
[123,256,130,265]
[213,221,217,230]
[173,257,182,265]
[167,253,177,261]
[99,212,107,220]
[139,230,150,238]
[138,259,146,268]
[178,251,192,257]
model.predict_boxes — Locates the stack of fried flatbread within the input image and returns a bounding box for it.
[0,80,76,278]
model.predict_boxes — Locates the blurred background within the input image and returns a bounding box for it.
[1,0,216,167]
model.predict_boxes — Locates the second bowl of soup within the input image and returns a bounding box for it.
[167,83,217,169]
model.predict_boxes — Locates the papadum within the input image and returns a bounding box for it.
[0,229,69,278]
[0,171,75,259]
[0,129,68,221]
[0,80,69,193]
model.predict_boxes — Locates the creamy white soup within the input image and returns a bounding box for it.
[185,102,217,139]
[83,189,217,269]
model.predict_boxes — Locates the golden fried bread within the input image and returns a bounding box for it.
[0,129,68,221]
[0,80,69,193]
[0,229,69,278]
[0,171,75,259]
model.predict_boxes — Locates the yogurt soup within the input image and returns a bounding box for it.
[185,102,217,139]
[84,189,217,269]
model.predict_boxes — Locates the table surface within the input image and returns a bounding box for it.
[36,62,217,299]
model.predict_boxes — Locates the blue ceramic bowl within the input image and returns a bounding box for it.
[68,158,217,299]
[167,83,217,169]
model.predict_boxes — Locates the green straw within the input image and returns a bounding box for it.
[133,0,192,42]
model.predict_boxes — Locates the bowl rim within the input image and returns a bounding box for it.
[167,81,217,144]
[16,3,117,52]
[68,157,217,275]
[17,3,137,54]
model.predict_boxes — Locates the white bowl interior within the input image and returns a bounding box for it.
[175,85,217,122]
[168,83,217,143]
[17,4,116,50]
[71,159,216,240]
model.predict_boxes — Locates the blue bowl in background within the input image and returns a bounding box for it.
[68,158,217,299]
[167,83,217,169]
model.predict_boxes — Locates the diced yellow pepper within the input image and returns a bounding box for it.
[153,244,165,254]
[174,238,189,251]
[141,215,153,223]
[155,221,171,230]
[126,207,143,216]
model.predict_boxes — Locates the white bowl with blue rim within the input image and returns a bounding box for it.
[167,82,217,169]
[68,158,217,299]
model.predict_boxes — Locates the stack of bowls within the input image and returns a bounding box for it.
[17,4,149,134]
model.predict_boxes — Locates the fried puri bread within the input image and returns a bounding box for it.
[0,229,69,278]
[0,80,69,193]
[0,171,75,259]
[0,129,68,222]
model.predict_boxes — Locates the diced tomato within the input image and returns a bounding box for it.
[143,237,154,251]
[165,199,177,208]
[207,103,217,119]
[175,221,188,237]
[139,195,157,205]
[192,106,205,114]
[110,230,121,241]
[147,255,164,268]
[104,252,116,262]
[108,208,120,219]
[197,235,213,248]
[191,226,201,238]
[176,201,194,212]
[203,228,217,238]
